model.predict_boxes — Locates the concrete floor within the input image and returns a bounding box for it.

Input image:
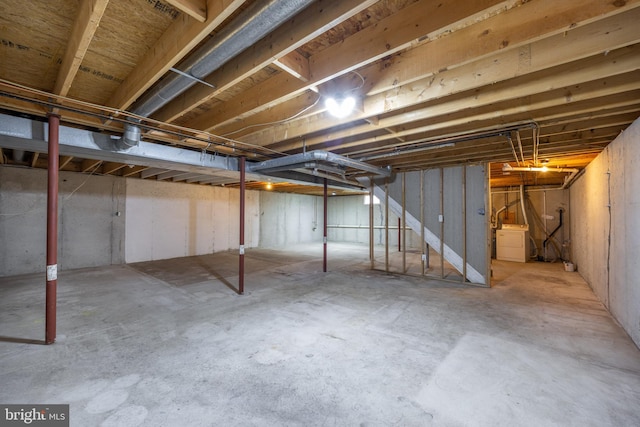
[1,243,639,426]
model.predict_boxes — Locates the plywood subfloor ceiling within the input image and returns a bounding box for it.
[1,0,639,191]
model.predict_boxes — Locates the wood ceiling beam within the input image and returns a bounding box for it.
[386,135,613,171]
[30,152,39,168]
[365,0,640,96]
[335,80,640,158]
[182,0,511,131]
[156,170,192,180]
[164,0,207,23]
[274,50,311,82]
[536,103,640,129]
[121,165,149,177]
[107,0,245,110]
[81,159,102,173]
[140,168,167,179]
[271,43,640,153]
[215,91,321,140]
[153,0,379,123]
[537,112,640,138]
[54,0,110,96]
[59,156,74,169]
[238,8,640,148]
[102,162,126,175]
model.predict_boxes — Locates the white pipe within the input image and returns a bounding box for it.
[520,185,528,226]
[491,187,566,194]
[561,169,581,189]
[503,165,579,173]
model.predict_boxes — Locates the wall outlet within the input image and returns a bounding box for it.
[438,214,444,223]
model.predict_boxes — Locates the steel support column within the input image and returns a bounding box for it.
[462,166,467,283]
[385,180,389,272]
[239,156,245,295]
[402,172,406,273]
[323,178,328,272]
[421,170,426,276]
[369,178,374,269]
[46,114,60,345]
[440,168,445,279]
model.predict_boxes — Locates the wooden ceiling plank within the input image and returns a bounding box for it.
[182,0,510,131]
[102,162,126,174]
[387,137,611,171]
[153,0,379,123]
[238,9,640,148]
[107,0,246,110]
[54,0,110,96]
[30,152,40,168]
[274,50,311,82]
[272,58,640,154]
[365,0,640,96]
[59,155,74,169]
[214,91,321,139]
[164,0,207,23]
[140,168,168,179]
[121,165,149,177]
[538,112,640,138]
[331,75,640,157]
[81,159,102,172]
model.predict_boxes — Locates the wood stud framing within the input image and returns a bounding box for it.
[1,0,639,189]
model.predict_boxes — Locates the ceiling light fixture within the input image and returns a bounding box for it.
[502,164,576,174]
[325,96,356,118]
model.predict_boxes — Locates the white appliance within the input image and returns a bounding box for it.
[496,224,530,263]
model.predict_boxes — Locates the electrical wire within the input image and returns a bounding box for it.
[223,92,321,137]
[347,70,366,93]
[62,161,102,201]
[0,161,101,218]
[223,71,365,138]
[0,79,285,157]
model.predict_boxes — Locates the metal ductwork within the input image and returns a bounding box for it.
[248,150,392,182]
[122,0,315,147]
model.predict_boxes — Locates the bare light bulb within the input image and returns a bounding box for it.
[325,96,356,118]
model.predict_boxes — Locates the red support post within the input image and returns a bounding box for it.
[323,178,328,272]
[239,157,245,295]
[46,114,60,344]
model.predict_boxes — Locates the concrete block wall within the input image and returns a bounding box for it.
[124,179,259,263]
[570,117,640,348]
[258,191,324,248]
[0,166,125,276]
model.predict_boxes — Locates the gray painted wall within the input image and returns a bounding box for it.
[259,191,324,248]
[571,117,640,347]
[0,166,125,276]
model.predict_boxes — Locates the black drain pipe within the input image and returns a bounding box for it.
[543,208,564,250]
